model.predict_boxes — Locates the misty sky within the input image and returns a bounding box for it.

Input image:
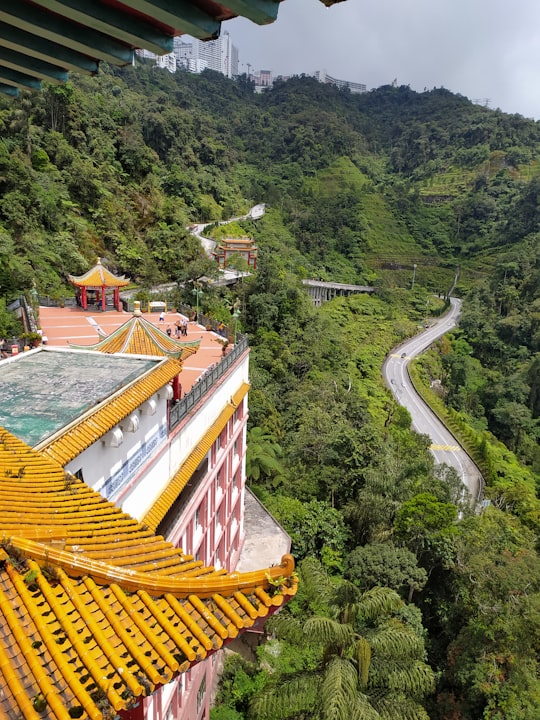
[227,0,540,120]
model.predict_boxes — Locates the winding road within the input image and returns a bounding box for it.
[382,298,483,501]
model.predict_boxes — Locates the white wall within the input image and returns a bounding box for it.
[120,355,249,519]
[65,394,169,499]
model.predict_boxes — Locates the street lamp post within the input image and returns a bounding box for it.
[232,307,241,345]
[192,282,203,324]
[411,263,417,290]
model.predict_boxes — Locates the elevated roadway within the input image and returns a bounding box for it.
[382,298,483,501]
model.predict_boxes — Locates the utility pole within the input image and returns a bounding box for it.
[411,263,417,290]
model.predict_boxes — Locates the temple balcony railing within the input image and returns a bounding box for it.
[169,333,248,432]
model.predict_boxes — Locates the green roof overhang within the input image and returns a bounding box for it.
[0,0,287,97]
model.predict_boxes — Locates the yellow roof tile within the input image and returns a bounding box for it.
[0,429,297,720]
[68,258,130,288]
[69,312,201,360]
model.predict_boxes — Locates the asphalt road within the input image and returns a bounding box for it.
[382,298,483,501]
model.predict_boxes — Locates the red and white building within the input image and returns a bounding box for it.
[0,304,294,720]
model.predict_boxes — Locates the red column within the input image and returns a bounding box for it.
[82,287,87,310]
[102,285,106,311]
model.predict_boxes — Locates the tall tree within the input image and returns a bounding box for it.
[250,559,434,720]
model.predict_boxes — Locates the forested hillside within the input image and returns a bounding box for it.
[0,64,539,719]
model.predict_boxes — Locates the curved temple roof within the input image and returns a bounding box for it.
[68,257,130,289]
[68,305,201,360]
[0,428,297,719]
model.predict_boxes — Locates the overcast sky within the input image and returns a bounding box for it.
[227,0,540,120]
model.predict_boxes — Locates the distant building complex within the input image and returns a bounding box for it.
[137,37,366,94]
[314,69,367,94]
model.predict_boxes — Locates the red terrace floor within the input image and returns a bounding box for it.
[38,306,230,394]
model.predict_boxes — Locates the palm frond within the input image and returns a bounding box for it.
[304,616,355,648]
[266,613,306,646]
[355,636,372,688]
[383,663,435,696]
[298,557,334,602]
[320,657,363,720]
[370,694,431,720]
[358,587,403,623]
[249,673,320,720]
[368,625,424,659]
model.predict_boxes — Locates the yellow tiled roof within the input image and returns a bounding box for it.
[69,314,201,360]
[0,429,297,720]
[143,382,250,532]
[39,359,184,466]
[68,258,130,288]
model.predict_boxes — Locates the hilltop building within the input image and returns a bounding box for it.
[175,34,239,78]
[0,303,295,720]
[315,69,367,93]
[138,34,239,78]
[0,1,282,97]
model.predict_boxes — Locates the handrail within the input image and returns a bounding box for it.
[169,334,248,431]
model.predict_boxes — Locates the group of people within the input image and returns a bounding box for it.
[158,311,189,339]
[165,318,188,338]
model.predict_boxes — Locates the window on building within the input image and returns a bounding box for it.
[195,502,205,531]
[218,539,225,567]
[197,675,207,713]
[216,501,225,534]
[235,401,244,422]
[234,434,243,458]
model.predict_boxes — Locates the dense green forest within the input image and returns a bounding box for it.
[0,64,539,719]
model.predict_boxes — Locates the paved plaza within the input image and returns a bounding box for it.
[38,305,229,394]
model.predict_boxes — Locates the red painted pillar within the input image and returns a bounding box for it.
[102,285,106,311]
[82,286,87,310]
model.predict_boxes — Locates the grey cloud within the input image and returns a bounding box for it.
[228,0,540,119]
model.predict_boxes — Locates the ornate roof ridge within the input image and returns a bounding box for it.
[69,312,201,359]
[68,257,130,288]
[0,428,297,719]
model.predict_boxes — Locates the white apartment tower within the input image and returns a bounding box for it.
[174,33,238,78]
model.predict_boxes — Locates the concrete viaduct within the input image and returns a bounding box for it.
[302,280,375,306]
